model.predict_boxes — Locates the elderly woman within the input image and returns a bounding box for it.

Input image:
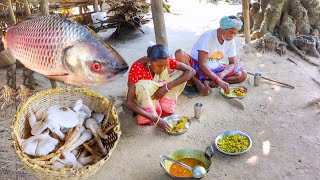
[125,44,195,130]
[175,15,247,95]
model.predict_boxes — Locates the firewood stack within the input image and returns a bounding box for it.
[104,0,151,36]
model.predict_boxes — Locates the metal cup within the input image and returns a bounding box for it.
[194,103,203,119]
[254,73,262,86]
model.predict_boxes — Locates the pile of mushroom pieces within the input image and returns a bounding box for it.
[20,99,111,170]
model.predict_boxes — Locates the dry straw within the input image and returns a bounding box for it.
[11,87,121,180]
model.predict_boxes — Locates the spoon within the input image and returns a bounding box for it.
[160,155,207,178]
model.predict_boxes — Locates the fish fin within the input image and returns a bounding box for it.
[46,74,68,84]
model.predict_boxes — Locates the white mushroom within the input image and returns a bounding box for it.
[35,107,47,120]
[79,149,87,158]
[52,152,83,170]
[85,118,107,155]
[46,105,79,128]
[48,123,65,141]
[73,99,83,112]
[92,112,105,124]
[73,100,92,119]
[67,130,93,152]
[21,137,38,156]
[28,112,37,128]
[21,133,58,156]
[78,155,94,166]
[65,125,85,143]
[31,105,79,136]
[61,152,83,168]
[85,118,106,139]
[61,127,69,134]
[52,160,65,171]
[79,105,91,119]
[71,149,79,156]
[31,118,47,135]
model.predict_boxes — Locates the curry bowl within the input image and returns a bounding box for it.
[220,86,248,99]
[162,115,191,135]
[160,148,213,179]
[214,130,252,156]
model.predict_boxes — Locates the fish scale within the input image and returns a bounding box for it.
[6,16,89,75]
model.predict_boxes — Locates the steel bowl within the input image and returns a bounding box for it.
[214,130,252,155]
[162,115,191,135]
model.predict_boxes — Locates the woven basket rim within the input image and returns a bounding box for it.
[10,87,121,175]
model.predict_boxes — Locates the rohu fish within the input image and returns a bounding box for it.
[2,15,128,86]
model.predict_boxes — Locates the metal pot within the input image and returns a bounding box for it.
[160,147,214,180]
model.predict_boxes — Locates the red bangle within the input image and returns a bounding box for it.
[214,76,220,83]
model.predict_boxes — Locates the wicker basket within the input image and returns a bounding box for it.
[11,87,121,180]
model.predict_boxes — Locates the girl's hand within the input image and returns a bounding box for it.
[157,118,171,131]
[152,86,168,99]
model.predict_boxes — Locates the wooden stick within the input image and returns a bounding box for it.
[287,58,320,86]
[83,143,102,157]
[103,122,118,135]
[102,99,114,130]
[247,71,295,89]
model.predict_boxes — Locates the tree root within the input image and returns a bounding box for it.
[248,0,320,63]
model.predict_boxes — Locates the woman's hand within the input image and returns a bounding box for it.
[217,79,230,94]
[152,86,168,99]
[157,118,171,131]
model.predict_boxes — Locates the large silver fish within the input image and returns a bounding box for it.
[2,15,128,86]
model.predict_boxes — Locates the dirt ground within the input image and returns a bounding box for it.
[1,0,320,179]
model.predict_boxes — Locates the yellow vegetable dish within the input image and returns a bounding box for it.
[217,134,249,153]
[169,117,188,133]
[224,87,247,97]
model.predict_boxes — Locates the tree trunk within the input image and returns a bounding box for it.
[242,0,251,43]
[40,0,49,15]
[150,0,168,47]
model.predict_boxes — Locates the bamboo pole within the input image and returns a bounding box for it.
[242,0,250,43]
[93,0,99,12]
[23,0,31,16]
[150,0,168,47]
[7,0,17,24]
[40,0,49,15]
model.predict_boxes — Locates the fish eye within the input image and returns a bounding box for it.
[91,61,101,72]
